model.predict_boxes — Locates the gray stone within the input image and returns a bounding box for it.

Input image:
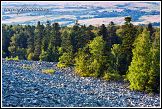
[2,59,160,107]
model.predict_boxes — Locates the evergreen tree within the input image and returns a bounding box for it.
[39,50,49,61]
[42,21,51,51]
[60,29,73,53]
[116,17,137,75]
[107,21,121,48]
[51,22,61,47]
[8,29,28,59]
[146,28,160,93]
[26,25,35,60]
[136,25,144,37]
[88,36,106,77]
[8,34,17,57]
[98,24,108,41]
[70,21,81,53]
[124,16,132,25]
[147,23,155,40]
[39,21,51,61]
[75,36,106,77]
[110,44,121,74]
[2,21,160,93]
[127,28,152,91]
[58,52,73,68]
[75,47,91,76]
[57,29,73,67]
[26,25,35,55]
[33,21,44,60]
[47,22,61,62]
[2,25,11,57]
[86,25,96,41]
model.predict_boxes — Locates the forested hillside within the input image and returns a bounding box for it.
[2,17,160,93]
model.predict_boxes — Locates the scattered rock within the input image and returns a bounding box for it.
[2,59,160,107]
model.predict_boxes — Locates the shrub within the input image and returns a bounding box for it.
[103,72,121,81]
[6,56,19,61]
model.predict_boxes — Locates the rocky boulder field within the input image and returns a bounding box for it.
[2,59,160,107]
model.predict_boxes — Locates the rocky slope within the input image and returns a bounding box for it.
[2,59,160,107]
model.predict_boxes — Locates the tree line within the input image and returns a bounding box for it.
[2,17,160,93]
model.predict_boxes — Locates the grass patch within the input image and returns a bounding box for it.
[76,71,99,78]
[57,63,67,68]
[42,69,55,74]
[6,56,19,61]
[22,65,32,70]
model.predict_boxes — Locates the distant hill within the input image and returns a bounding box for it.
[2,1,160,26]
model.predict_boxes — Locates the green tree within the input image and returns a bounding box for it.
[8,30,28,59]
[98,24,108,41]
[126,28,152,92]
[45,22,61,62]
[34,21,44,60]
[146,28,160,93]
[8,34,17,57]
[2,25,11,57]
[42,21,51,51]
[50,22,61,47]
[39,50,49,61]
[124,16,132,25]
[107,21,121,48]
[58,52,73,68]
[57,29,73,67]
[116,17,137,75]
[26,25,35,59]
[75,36,106,77]
[147,23,155,40]
[74,47,91,76]
[85,25,96,41]
[60,29,73,53]
[88,36,107,77]
[135,25,144,37]
[70,22,82,53]
[110,44,121,74]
